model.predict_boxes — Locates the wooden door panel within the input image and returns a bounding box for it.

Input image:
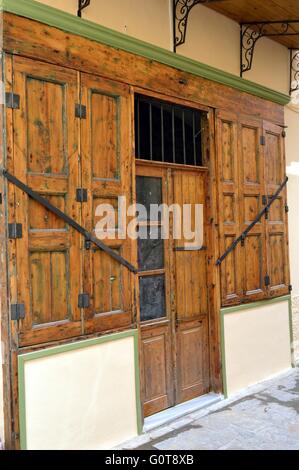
[7,57,82,346]
[81,73,133,335]
[172,169,210,404]
[264,122,290,297]
[141,324,173,417]
[239,118,267,302]
[177,318,210,403]
[216,111,242,306]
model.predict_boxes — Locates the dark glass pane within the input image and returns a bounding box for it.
[138,226,164,271]
[174,108,184,164]
[152,103,162,162]
[136,176,162,221]
[163,104,174,163]
[139,275,166,322]
[139,100,150,159]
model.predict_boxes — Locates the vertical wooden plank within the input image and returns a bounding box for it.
[216,111,242,306]
[264,121,290,297]
[30,252,51,325]
[81,73,134,334]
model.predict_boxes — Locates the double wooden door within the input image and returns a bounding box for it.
[136,162,210,417]
[6,56,133,347]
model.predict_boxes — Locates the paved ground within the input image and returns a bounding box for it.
[121,366,299,450]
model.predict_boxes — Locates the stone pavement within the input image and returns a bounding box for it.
[120,366,299,450]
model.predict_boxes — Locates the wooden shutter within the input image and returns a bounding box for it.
[80,73,133,335]
[263,121,290,297]
[7,57,82,347]
[238,117,267,303]
[216,111,242,306]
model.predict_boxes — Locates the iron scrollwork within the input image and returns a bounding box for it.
[173,0,222,52]
[290,49,299,95]
[78,0,91,18]
[241,21,299,77]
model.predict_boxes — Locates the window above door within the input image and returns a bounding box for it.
[135,94,207,167]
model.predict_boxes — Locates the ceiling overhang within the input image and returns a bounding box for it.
[172,0,299,95]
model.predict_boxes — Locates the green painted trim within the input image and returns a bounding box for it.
[220,310,228,399]
[288,297,296,368]
[0,0,290,106]
[221,295,291,315]
[18,329,142,450]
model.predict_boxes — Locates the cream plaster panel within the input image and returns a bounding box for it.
[23,336,138,450]
[224,300,292,396]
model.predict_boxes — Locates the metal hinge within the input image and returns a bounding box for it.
[0,193,2,204]
[285,204,289,213]
[289,285,293,293]
[75,104,86,119]
[5,92,20,110]
[8,223,22,239]
[262,195,268,205]
[78,293,90,309]
[265,275,271,287]
[260,135,266,146]
[282,130,287,138]
[11,304,25,321]
[76,188,88,203]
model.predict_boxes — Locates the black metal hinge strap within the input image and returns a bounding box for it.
[78,294,90,309]
[3,170,138,274]
[76,188,88,203]
[11,304,25,321]
[264,275,271,287]
[8,223,22,239]
[5,92,20,110]
[75,104,86,119]
[216,177,288,266]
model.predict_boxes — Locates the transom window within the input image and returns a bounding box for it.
[135,94,206,166]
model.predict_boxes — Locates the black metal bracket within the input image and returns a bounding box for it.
[290,49,299,94]
[216,177,288,266]
[77,0,91,17]
[240,20,299,95]
[75,104,87,119]
[173,0,224,52]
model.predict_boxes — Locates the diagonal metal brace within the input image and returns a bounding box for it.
[216,177,288,266]
[3,169,138,274]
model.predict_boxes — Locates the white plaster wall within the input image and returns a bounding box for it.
[223,300,292,396]
[22,335,139,450]
[38,0,172,49]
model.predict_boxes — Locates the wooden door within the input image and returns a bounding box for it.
[238,117,267,302]
[80,73,133,335]
[263,122,290,297]
[137,162,210,417]
[137,164,174,417]
[172,169,210,404]
[216,111,243,306]
[7,57,82,347]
